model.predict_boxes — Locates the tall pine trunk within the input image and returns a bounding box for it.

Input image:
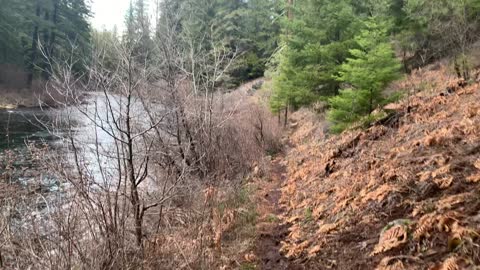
[44,0,59,80]
[41,8,50,80]
[27,0,41,88]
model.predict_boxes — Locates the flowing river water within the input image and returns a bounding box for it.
[0,92,157,204]
[0,107,61,151]
[0,94,130,226]
[0,107,66,190]
[0,94,147,265]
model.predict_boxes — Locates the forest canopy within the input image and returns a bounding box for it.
[269,0,480,132]
[1,0,479,130]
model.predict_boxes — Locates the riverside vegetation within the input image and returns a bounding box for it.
[1,0,480,269]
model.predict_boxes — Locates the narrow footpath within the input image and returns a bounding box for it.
[254,153,303,270]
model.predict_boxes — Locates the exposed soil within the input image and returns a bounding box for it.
[254,154,303,270]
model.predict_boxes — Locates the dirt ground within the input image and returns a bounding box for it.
[254,154,303,270]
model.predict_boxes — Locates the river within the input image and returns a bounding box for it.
[0,107,66,192]
[0,107,61,151]
[0,92,159,191]
[0,93,129,195]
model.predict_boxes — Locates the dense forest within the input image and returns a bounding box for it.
[0,0,90,87]
[1,0,480,269]
[2,0,480,129]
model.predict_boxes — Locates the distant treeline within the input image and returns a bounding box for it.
[0,0,284,90]
[2,0,479,132]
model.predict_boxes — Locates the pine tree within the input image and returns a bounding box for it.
[226,0,282,83]
[170,0,281,87]
[123,0,153,64]
[155,0,184,40]
[124,1,136,47]
[270,0,362,113]
[134,0,153,63]
[327,19,401,133]
[0,0,27,65]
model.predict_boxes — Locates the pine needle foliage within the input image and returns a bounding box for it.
[328,20,401,133]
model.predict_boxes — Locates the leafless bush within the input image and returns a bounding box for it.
[0,5,282,269]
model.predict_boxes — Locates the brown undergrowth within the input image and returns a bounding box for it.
[279,65,480,269]
[139,80,283,270]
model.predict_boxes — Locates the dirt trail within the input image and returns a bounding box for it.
[254,153,303,270]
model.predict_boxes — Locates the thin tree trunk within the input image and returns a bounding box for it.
[403,50,409,74]
[44,0,59,79]
[369,89,373,115]
[28,0,41,88]
[287,0,294,20]
[454,57,462,79]
[126,57,143,249]
[41,8,50,79]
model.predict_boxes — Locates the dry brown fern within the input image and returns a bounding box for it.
[212,208,236,253]
[434,176,454,189]
[375,256,422,270]
[414,212,462,240]
[317,222,339,234]
[372,224,408,255]
[474,159,480,170]
[437,193,470,211]
[307,244,322,258]
[466,173,480,183]
[438,257,460,270]
[414,213,436,240]
[375,258,405,270]
[436,212,460,233]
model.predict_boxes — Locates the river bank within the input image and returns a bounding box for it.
[0,88,88,111]
[0,89,47,109]
[0,82,70,109]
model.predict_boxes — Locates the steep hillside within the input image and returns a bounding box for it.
[279,66,480,269]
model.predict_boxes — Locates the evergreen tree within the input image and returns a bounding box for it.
[270,0,362,113]
[402,0,480,75]
[55,0,92,75]
[155,0,184,40]
[92,27,120,71]
[173,0,281,87]
[226,0,282,83]
[124,0,136,47]
[0,0,27,65]
[327,20,401,133]
[134,0,153,63]
[123,0,153,64]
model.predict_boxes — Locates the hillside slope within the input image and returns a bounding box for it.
[279,67,480,269]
